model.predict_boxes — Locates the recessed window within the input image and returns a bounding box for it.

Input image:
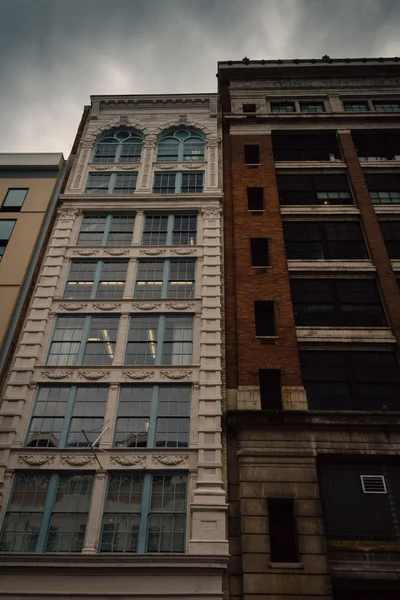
[247,187,264,211]
[268,499,298,563]
[157,128,205,162]
[93,129,143,163]
[135,259,195,299]
[85,172,138,194]
[1,189,28,211]
[300,102,325,113]
[153,172,203,194]
[343,102,369,112]
[64,260,128,299]
[251,238,270,267]
[243,103,256,113]
[259,369,282,409]
[244,145,260,165]
[380,221,400,259]
[77,214,135,246]
[353,132,400,161]
[271,102,295,113]
[374,102,400,112]
[277,174,353,206]
[0,219,16,261]
[142,213,197,246]
[365,174,400,205]
[272,132,341,161]
[254,300,276,337]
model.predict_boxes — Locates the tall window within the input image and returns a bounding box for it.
[100,473,187,553]
[77,214,135,246]
[1,189,28,212]
[93,129,143,163]
[380,221,400,258]
[157,129,205,162]
[300,350,400,410]
[0,473,94,553]
[0,219,16,261]
[85,172,137,194]
[142,213,197,246]
[272,132,342,161]
[26,386,108,448]
[365,174,400,205]
[290,279,387,327]
[283,221,369,260]
[277,174,353,206]
[353,132,400,161]
[135,259,195,299]
[114,385,191,448]
[47,316,119,366]
[64,260,128,299]
[125,315,193,366]
[153,172,203,194]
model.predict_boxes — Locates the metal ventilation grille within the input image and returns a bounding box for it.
[360,475,387,494]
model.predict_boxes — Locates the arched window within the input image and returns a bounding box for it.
[93,129,143,163]
[157,128,205,162]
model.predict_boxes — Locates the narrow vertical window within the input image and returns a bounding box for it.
[247,187,264,211]
[244,145,260,165]
[268,499,298,563]
[254,301,276,337]
[259,369,282,409]
[251,238,270,266]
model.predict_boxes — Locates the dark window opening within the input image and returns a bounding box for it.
[1,189,28,212]
[365,174,400,205]
[243,104,256,113]
[268,499,298,562]
[254,300,276,337]
[353,132,400,161]
[277,174,353,206]
[247,187,264,211]
[300,102,325,113]
[380,221,400,259]
[343,102,369,112]
[272,132,341,161]
[259,369,282,410]
[244,145,260,165]
[251,238,270,267]
[374,102,400,112]
[271,102,296,113]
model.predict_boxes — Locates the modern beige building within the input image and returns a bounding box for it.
[0,153,65,381]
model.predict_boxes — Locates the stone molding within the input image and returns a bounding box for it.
[73,249,99,256]
[152,454,189,466]
[77,371,110,380]
[122,371,155,380]
[110,455,146,467]
[59,303,88,311]
[160,370,192,380]
[92,303,121,311]
[60,456,97,467]
[41,370,72,380]
[18,455,55,466]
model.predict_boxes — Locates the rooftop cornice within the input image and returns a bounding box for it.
[91,93,217,105]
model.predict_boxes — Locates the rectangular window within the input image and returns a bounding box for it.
[0,219,16,261]
[300,350,400,410]
[244,145,260,165]
[271,102,296,113]
[142,213,197,246]
[100,473,187,553]
[153,172,203,194]
[277,174,353,206]
[374,102,400,112]
[47,315,119,367]
[259,369,282,409]
[268,499,298,563]
[254,300,276,337]
[343,102,369,112]
[26,385,107,448]
[243,103,256,113]
[85,172,137,194]
[283,221,368,260]
[0,472,94,553]
[135,259,195,299]
[125,315,193,366]
[247,187,264,211]
[64,260,128,299]
[114,385,191,448]
[300,102,325,113]
[251,238,270,267]
[272,132,342,161]
[380,221,400,259]
[290,278,387,327]
[77,214,135,246]
[353,132,400,161]
[1,189,28,211]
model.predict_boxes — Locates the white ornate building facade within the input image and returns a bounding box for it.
[0,94,228,599]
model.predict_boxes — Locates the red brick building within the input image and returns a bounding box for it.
[218,58,400,600]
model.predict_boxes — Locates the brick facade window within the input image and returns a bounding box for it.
[380,221,400,259]
[353,132,400,161]
[254,300,276,337]
[277,174,353,206]
[244,145,260,165]
[250,238,270,267]
[272,132,342,161]
[247,187,264,211]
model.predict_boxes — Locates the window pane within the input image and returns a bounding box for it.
[2,189,28,210]
[135,260,164,299]
[93,144,117,163]
[26,386,70,448]
[0,219,16,240]
[153,173,176,194]
[47,317,85,366]
[114,172,137,194]
[85,173,111,194]
[83,316,119,366]
[183,140,205,161]
[64,261,97,299]
[162,316,193,365]
[157,139,179,162]
[142,215,168,245]
[77,215,106,246]
[98,260,128,299]
[156,386,191,448]
[147,475,187,553]
[119,143,142,162]
[126,316,159,365]
[106,215,135,246]
[114,386,152,447]
[167,260,195,298]
[67,387,108,447]
[181,172,203,193]
[172,215,197,246]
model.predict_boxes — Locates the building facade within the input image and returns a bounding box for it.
[218,58,400,600]
[0,95,228,599]
[0,153,65,382]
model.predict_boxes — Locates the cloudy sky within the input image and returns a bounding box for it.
[0,0,399,156]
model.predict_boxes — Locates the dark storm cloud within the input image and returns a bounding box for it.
[0,0,399,154]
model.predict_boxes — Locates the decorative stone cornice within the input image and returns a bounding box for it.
[41,370,72,380]
[132,303,161,311]
[122,371,154,380]
[140,248,166,256]
[170,248,196,255]
[104,249,129,256]
[73,249,99,257]
[60,456,96,467]
[160,370,191,380]
[78,371,110,380]
[18,455,55,466]
[201,207,222,219]
[110,455,146,467]
[152,455,189,466]
[57,208,81,221]
[59,303,88,311]
[165,302,195,310]
[92,303,121,311]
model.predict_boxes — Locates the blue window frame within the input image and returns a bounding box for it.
[0,472,94,553]
[0,219,16,261]
[142,213,197,246]
[153,172,203,194]
[135,259,195,299]
[64,260,128,299]
[157,129,204,162]
[125,315,193,366]
[114,384,191,448]
[93,129,143,163]
[47,315,119,367]
[77,213,135,246]
[85,172,138,194]
[100,473,187,553]
[25,385,108,448]
[1,189,28,212]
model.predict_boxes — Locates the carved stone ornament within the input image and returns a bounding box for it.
[201,208,222,219]
[140,248,166,256]
[60,456,96,467]
[165,302,195,310]
[59,303,88,311]
[78,371,110,380]
[122,371,155,380]
[133,303,161,311]
[104,249,129,256]
[171,248,196,255]
[41,370,72,380]
[160,370,191,380]
[90,164,113,171]
[57,208,81,221]
[110,455,147,467]
[152,455,189,466]
[92,303,121,311]
[181,164,204,170]
[18,455,55,466]
[261,77,400,89]
[157,164,178,170]
[73,249,99,257]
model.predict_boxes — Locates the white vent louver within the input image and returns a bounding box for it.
[360,475,387,494]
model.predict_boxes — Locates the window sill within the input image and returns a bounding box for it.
[268,562,304,569]
[245,163,260,167]
[251,266,271,271]
[248,210,265,215]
